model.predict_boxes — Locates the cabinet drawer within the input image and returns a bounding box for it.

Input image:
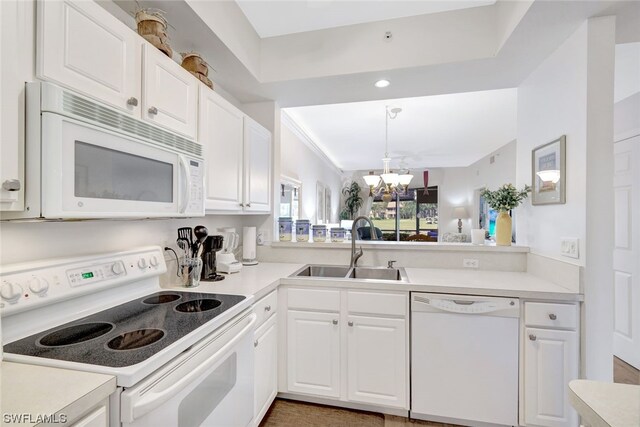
[254,290,277,328]
[524,302,578,329]
[347,291,407,317]
[288,287,340,312]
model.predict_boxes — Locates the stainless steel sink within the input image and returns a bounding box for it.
[294,265,352,278]
[348,267,405,281]
[291,264,407,282]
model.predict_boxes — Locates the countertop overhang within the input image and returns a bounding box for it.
[569,379,640,427]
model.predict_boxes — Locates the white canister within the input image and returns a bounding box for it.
[471,229,485,245]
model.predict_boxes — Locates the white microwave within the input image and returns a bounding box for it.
[15,82,204,219]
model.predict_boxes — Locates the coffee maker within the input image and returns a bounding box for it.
[216,227,242,274]
[201,235,224,281]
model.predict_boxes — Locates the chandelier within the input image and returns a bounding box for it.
[362,106,413,202]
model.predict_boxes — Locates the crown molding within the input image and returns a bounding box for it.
[281,111,343,176]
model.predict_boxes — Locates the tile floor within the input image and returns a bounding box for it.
[614,356,640,385]
[259,399,462,427]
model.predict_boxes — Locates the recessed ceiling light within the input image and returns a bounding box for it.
[374,79,390,88]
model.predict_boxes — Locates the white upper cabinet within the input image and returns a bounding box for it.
[0,0,34,212]
[37,0,141,115]
[243,117,272,213]
[199,86,244,211]
[142,44,198,139]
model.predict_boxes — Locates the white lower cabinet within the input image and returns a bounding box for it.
[254,314,278,426]
[70,400,108,427]
[523,302,579,427]
[347,315,406,408]
[283,287,408,410]
[286,309,341,398]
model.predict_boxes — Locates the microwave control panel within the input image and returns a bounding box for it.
[186,158,204,215]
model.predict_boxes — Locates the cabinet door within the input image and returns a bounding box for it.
[142,44,198,139]
[199,87,244,211]
[253,315,278,425]
[347,315,407,408]
[0,0,33,211]
[287,310,340,398]
[243,117,272,213]
[524,328,579,427]
[37,0,141,115]
[71,403,108,427]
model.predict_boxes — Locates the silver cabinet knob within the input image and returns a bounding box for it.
[332,319,338,325]
[239,203,245,207]
[529,334,537,341]
[387,260,397,268]
[549,313,557,320]
[148,106,158,115]
[127,97,138,106]
[254,340,259,347]
[246,203,251,207]
[2,179,21,191]
[265,305,271,312]
[348,321,354,327]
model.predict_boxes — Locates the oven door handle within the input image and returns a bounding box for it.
[178,155,191,214]
[122,313,257,422]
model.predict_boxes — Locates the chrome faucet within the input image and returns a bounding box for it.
[350,216,379,268]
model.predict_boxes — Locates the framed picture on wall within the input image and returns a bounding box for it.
[531,135,566,205]
[316,182,326,223]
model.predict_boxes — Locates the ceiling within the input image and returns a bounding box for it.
[235,0,496,38]
[284,88,517,171]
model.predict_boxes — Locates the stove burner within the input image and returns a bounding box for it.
[142,293,181,305]
[175,299,222,313]
[38,322,114,347]
[107,329,165,351]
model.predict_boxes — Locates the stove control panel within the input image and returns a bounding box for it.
[0,246,166,315]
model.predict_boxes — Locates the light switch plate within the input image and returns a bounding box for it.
[560,238,579,259]
[463,259,479,268]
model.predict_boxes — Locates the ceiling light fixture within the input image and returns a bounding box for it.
[374,79,390,88]
[363,106,413,202]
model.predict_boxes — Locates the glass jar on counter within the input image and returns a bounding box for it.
[278,217,293,241]
[330,227,346,242]
[312,224,327,242]
[295,219,310,242]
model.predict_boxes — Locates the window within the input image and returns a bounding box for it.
[369,186,438,241]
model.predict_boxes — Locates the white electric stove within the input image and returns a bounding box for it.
[1,246,256,427]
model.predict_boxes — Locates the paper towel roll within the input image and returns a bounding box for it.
[242,226,258,265]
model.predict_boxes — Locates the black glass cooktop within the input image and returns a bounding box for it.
[3,291,245,367]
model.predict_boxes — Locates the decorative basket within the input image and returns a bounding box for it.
[181,52,213,89]
[135,9,173,58]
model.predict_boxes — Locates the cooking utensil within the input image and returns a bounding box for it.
[193,225,208,258]
[177,227,193,256]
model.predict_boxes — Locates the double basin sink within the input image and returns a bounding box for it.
[291,265,408,282]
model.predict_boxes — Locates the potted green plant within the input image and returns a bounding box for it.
[340,181,363,220]
[480,184,531,246]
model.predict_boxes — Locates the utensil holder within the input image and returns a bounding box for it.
[180,257,203,288]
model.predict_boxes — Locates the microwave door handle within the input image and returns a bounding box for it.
[178,156,191,214]
[125,313,258,422]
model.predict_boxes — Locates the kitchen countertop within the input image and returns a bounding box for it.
[569,380,640,427]
[0,361,116,427]
[166,262,582,302]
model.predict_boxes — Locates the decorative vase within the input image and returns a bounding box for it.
[495,210,512,246]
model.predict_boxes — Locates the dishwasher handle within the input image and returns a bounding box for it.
[412,294,519,317]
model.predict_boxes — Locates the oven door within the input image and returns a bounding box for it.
[120,312,256,427]
[41,112,198,218]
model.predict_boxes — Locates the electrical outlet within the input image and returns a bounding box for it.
[560,238,579,259]
[463,259,479,268]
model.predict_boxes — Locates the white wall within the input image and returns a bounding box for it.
[515,17,616,380]
[280,117,343,224]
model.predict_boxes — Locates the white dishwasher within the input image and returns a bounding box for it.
[411,293,520,427]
